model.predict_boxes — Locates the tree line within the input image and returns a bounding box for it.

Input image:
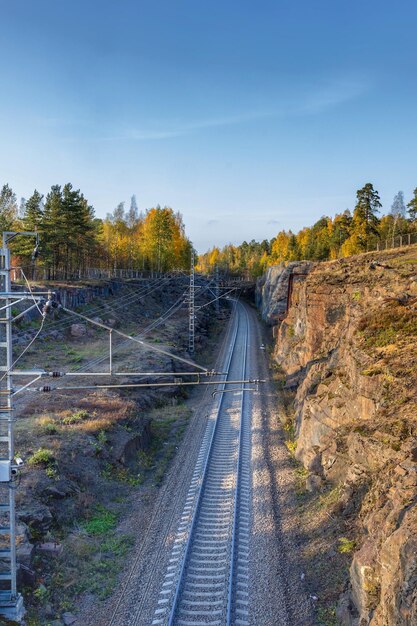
[197,184,417,278]
[0,183,193,278]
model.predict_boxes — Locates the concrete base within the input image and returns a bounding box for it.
[0,594,25,623]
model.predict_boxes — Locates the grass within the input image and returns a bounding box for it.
[82,506,117,536]
[143,404,191,486]
[97,429,108,445]
[294,464,309,495]
[358,305,417,348]
[317,606,342,626]
[101,463,144,486]
[318,484,342,510]
[59,528,135,603]
[37,415,59,434]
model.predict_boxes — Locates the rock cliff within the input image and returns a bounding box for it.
[260,247,417,626]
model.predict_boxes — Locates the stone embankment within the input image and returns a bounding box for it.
[258,248,417,626]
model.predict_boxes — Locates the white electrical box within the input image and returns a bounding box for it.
[0,460,11,482]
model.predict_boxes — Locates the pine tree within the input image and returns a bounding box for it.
[407,188,417,221]
[352,183,381,250]
[0,184,18,232]
[24,190,44,230]
[12,190,45,259]
[42,185,64,278]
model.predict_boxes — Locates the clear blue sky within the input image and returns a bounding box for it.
[1,0,417,251]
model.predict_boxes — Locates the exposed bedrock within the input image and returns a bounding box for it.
[259,250,417,625]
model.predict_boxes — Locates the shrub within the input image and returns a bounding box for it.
[62,409,90,425]
[28,448,54,466]
[37,416,58,434]
[285,440,297,455]
[338,537,356,553]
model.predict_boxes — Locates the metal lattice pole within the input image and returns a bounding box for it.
[0,235,24,622]
[215,265,220,315]
[189,249,195,355]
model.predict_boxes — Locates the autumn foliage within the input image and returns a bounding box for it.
[197,184,417,278]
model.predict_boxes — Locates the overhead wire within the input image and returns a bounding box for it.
[67,289,189,374]
[12,273,183,338]
[10,272,218,394]
[0,316,46,382]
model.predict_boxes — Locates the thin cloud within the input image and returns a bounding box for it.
[297,78,368,115]
[128,110,273,141]
[102,76,369,142]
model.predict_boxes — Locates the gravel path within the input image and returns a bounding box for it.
[246,305,314,625]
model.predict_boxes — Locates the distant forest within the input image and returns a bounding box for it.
[0,183,192,278]
[2,182,417,281]
[197,184,417,278]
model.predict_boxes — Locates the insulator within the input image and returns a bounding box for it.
[31,245,40,261]
[50,371,63,378]
[42,300,53,315]
[41,386,51,393]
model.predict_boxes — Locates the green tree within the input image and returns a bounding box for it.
[42,185,64,277]
[12,190,44,260]
[24,190,44,230]
[407,188,417,221]
[0,184,18,232]
[352,183,381,250]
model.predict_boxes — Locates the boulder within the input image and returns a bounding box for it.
[70,323,86,337]
[38,542,63,557]
[18,505,53,533]
[305,474,323,492]
[16,523,34,568]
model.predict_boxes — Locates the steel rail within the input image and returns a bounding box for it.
[166,302,240,626]
[226,303,249,625]
[160,301,249,626]
[108,303,239,626]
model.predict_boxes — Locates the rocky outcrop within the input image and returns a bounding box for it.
[259,248,417,625]
[256,261,313,324]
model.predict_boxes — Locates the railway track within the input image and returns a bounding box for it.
[151,302,251,626]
